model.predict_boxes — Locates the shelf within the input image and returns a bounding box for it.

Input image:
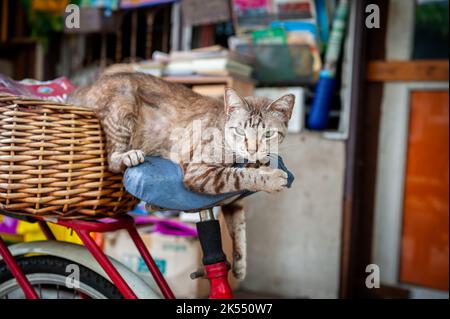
[162,75,254,85]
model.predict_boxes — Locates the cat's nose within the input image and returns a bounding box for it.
[248,149,257,155]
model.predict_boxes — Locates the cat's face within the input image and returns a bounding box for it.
[223,88,295,163]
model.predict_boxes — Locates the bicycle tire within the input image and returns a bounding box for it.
[0,255,122,299]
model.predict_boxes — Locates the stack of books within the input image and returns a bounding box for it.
[130,61,165,77]
[227,0,337,84]
[154,46,255,80]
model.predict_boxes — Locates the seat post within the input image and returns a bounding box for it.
[199,208,215,221]
[196,208,233,299]
[196,209,226,264]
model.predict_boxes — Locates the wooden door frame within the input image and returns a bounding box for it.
[339,0,390,298]
[340,0,449,298]
[373,82,449,289]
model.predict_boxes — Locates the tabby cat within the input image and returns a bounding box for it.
[68,69,295,279]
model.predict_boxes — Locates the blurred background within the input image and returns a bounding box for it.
[0,0,448,299]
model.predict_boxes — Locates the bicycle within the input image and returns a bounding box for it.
[0,156,293,299]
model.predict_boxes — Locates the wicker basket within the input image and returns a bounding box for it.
[0,95,138,218]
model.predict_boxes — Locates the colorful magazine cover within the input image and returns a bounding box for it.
[120,0,175,9]
[0,75,76,103]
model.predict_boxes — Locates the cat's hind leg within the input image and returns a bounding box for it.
[221,199,247,281]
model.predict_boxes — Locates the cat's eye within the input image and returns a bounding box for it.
[263,130,277,139]
[233,127,245,137]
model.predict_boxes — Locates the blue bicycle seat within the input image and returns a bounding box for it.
[124,155,294,211]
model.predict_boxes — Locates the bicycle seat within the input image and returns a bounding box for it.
[123,155,294,212]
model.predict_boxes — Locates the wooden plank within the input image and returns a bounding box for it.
[1,0,8,43]
[163,75,230,84]
[341,0,390,299]
[192,84,225,97]
[400,91,449,291]
[163,75,255,85]
[367,60,449,82]
[229,77,254,96]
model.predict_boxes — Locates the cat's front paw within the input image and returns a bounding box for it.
[258,167,288,193]
[109,150,146,172]
[122,149,145,167]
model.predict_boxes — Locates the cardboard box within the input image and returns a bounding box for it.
[103,216,238,298]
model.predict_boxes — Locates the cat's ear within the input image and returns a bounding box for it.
[224,87,248,115]
[266,94,295,121]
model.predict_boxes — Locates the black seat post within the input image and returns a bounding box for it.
[196,209,227,265]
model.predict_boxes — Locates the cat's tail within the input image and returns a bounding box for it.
[221,199,247,281]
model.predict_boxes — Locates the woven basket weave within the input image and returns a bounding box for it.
[0,95,138,218]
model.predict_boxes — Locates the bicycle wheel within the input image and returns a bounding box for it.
[0,255,122,299]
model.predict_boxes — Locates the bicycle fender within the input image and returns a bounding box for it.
[0,240,161,299]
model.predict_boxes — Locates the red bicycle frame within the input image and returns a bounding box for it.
[0,213,233,299]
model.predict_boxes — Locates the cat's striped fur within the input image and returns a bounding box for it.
[68,70,294,280]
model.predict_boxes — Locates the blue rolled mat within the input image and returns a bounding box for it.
[124,155,294,211]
